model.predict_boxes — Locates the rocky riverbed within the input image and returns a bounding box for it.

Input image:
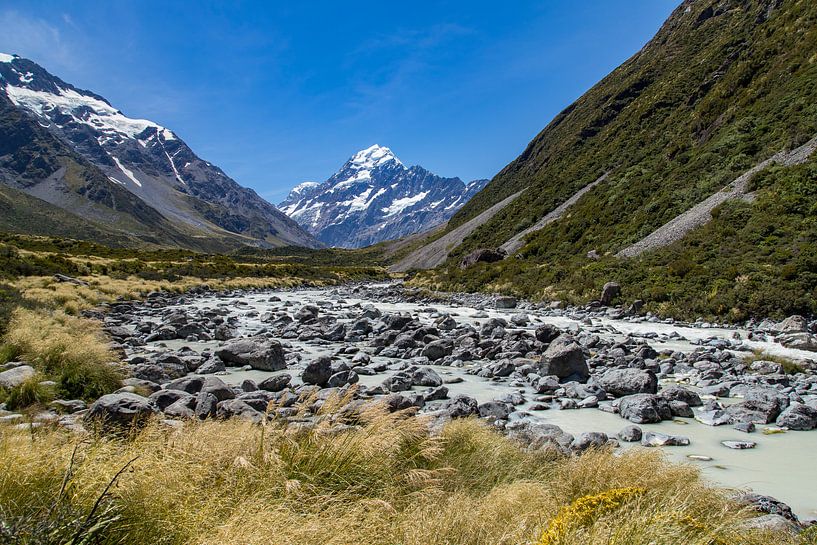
[3,281,816,523]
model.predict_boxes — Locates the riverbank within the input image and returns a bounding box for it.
[2,280,817,543]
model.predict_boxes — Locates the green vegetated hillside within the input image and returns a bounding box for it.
[418,0,817,320]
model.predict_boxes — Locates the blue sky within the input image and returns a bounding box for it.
[0,1,677,203]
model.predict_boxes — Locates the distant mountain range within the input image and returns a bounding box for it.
[0,53,319,250]
[279,145,488,247]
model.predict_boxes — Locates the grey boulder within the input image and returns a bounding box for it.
[0,365,35,389]
[302,357,334,387]
[776,403,817,430]
[85,392,158,427]
[598,368,657,397]
[539,335,589,383]
[617,394,671,424]
[215,337,287,371]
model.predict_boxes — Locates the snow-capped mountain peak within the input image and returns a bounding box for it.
[0,53,320,249]
[349,144,401,168]
[279,145,488,248]
[1,53,173,147]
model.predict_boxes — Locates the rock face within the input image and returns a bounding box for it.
[85,393,158,427]
[0,54,319,250]
[279,145,488,248]
[539,335,589,382]
[599,368,657,397]
[215,338,286,371]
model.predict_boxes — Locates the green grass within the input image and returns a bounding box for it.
[415,154,817,321]
[0,374,55,410]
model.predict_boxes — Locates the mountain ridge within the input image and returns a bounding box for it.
[0,53,320,250]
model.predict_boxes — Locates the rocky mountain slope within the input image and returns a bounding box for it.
[0,53,319,250]
[407,0,817,320]
[279,145,487,247]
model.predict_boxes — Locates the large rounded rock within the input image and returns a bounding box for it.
[725,388,788,425]
[658,384,703,407]
[327,370,359,388]
[165,375,205,394]
[618,425,642,442]
[571,432,609,452]
[538,335,589,383]
[494,296,517,309]
[599,368,657,397]
[618,394,671,424]
[149,389,194,411]
[422,340,452,361]
[411,367,443,387]
[201,376,235,401]
[85,392,158,427]
[258,374,291,392]
[478,401,512,420]
[0,365,35,389]
[383,372,413,392]
[302,357,333,387]
[215,337,286,371]
[534,324,560,344]
[776,403,817,430]
[216,399,263,422]
[446,394,479,418]
[600,282,621,306]
[778,332,817,352]
[776,315,807,333]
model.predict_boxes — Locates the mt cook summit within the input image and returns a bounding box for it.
[279,145,487,248]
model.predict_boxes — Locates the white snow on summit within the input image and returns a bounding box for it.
[0,53,15,63]
[4,83,171,142]
[348,144,401,169]
[291,181,320,195]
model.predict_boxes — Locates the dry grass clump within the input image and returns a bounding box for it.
[2,308,122,400]
[0,408,810,545]
[13,274,316,315]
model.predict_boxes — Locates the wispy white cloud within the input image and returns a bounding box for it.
[0,10,78,71]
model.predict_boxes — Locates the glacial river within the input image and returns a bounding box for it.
[138,285,817,519]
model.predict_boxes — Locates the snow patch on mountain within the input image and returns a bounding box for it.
[111,156,142,187]
[5,84,169,142]
[0,53,15,63]
[382,191,428,217]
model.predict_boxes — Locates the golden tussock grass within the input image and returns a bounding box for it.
[12,274,325,315]
[0,407,811,545]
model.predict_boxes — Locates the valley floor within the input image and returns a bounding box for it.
[1,236,816,543]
